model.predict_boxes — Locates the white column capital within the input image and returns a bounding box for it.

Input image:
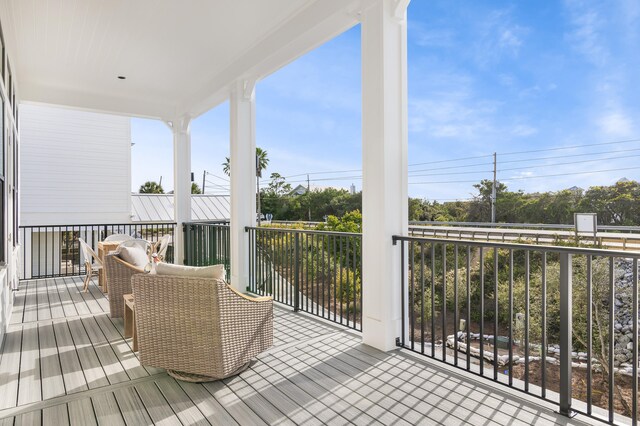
[392,0,410,21]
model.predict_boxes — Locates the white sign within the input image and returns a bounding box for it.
[574,213,597,236]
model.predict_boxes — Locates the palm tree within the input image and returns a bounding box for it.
[139,181,164,194]
[222,147,269,225]
[222,147,269,177]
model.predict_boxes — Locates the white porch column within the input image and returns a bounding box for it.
[172,116,192,265]
[361,0,410,351]
[229,80,257,292]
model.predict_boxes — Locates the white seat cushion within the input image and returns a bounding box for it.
[155,263,225,280]
[117,245,150,269]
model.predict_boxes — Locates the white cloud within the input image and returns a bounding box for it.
[410,22,455,48]
[597,111,633,137]
[511,124,538,137]
[564,1,609,66]
[473,9,529,66]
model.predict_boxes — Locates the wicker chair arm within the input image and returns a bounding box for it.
[226,285,273,303]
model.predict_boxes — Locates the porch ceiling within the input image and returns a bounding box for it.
[0,0,366,119]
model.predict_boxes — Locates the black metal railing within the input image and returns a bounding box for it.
[247,226,362,331]
[393,235,640,425]
[19,222,176,279]
[183,221,230,274]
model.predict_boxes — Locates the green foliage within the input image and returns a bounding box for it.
[139,181,164,194]
[316,210,362,233]
[222,147,269,177]
[191,182,202,194]
[409,179,640,226]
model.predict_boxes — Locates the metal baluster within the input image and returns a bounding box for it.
[509,249,513,386]
[587,255,592,415]
[431,243,436,358]
[542,252,547,398]
[559,252,573,417]
[442,243,447,362]
[466,246,471,370]
[525,250,530,392]
[608,257,615,424]
[421,241,425,355]
[494,247,498,381]
[480,246,485,376]
[454,244,458,366]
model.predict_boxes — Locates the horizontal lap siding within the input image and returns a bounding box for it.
[20,104,131,226]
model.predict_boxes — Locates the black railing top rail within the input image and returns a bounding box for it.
[411,220,640,233]
[393,234,640,258]
[20,221,177,228]
[246,226,361,238]
[183,220,230,226]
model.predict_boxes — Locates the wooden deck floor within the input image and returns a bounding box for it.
[0,276,601,425]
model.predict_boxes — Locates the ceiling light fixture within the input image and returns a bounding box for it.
[117,76,126,80]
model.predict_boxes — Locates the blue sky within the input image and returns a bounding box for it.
[132,0,640,201]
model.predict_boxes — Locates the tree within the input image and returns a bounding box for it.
[263,173,291,197]
[222,147,269,177]
[191,182,202,194]
[139,181,164,194]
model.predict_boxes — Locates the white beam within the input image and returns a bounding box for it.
[361,0,409,351]
[171,116,192,265]
[229,79,257,292]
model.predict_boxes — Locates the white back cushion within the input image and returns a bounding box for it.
[118,245,150,269]
[155,263,225,280]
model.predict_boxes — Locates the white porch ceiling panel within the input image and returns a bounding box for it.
[0,0,368,119]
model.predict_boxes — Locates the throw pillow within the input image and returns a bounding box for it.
[118,245,150,269]
[155,263,225,280]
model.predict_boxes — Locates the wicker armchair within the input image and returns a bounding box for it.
[104,253,145,318]
[131,274,273,382]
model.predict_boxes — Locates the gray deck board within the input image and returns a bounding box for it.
[154,378,210,426]
[22,279,38,323]
[14,410,40,426]
[93,314,148,380]
[91,392,126,426]
[134,381,182,425]
[37,278,52,321]
[17,322,41,406]
[67,318,110,389]
[0,327,22,409]
[46,278,66,319]
[0,277,606,426]
[68,397,97,426]
[80,316,129,385]
[113,386,153,425]
[55,276,79,318]
[43,403,69,426]
[39,321,66,400]
[53,319,89,394]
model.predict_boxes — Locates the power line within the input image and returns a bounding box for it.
[498,153,640,173]
[409,166,639,185]
[498,138,640,156]
[408,154,493,167]
[499,147,640,165]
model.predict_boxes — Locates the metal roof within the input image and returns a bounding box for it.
[131,194,230,222]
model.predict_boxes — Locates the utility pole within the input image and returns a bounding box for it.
[202,170,206,194]
[491,152,497,223]
[307,174,311,221]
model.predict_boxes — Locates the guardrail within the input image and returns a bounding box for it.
[411,220,640,233]
[393,235,639,424]
[19,222,176,279]
[183,221,230,274]
[247,226,362,331]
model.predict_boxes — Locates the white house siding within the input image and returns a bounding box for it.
[20,103,131,226]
